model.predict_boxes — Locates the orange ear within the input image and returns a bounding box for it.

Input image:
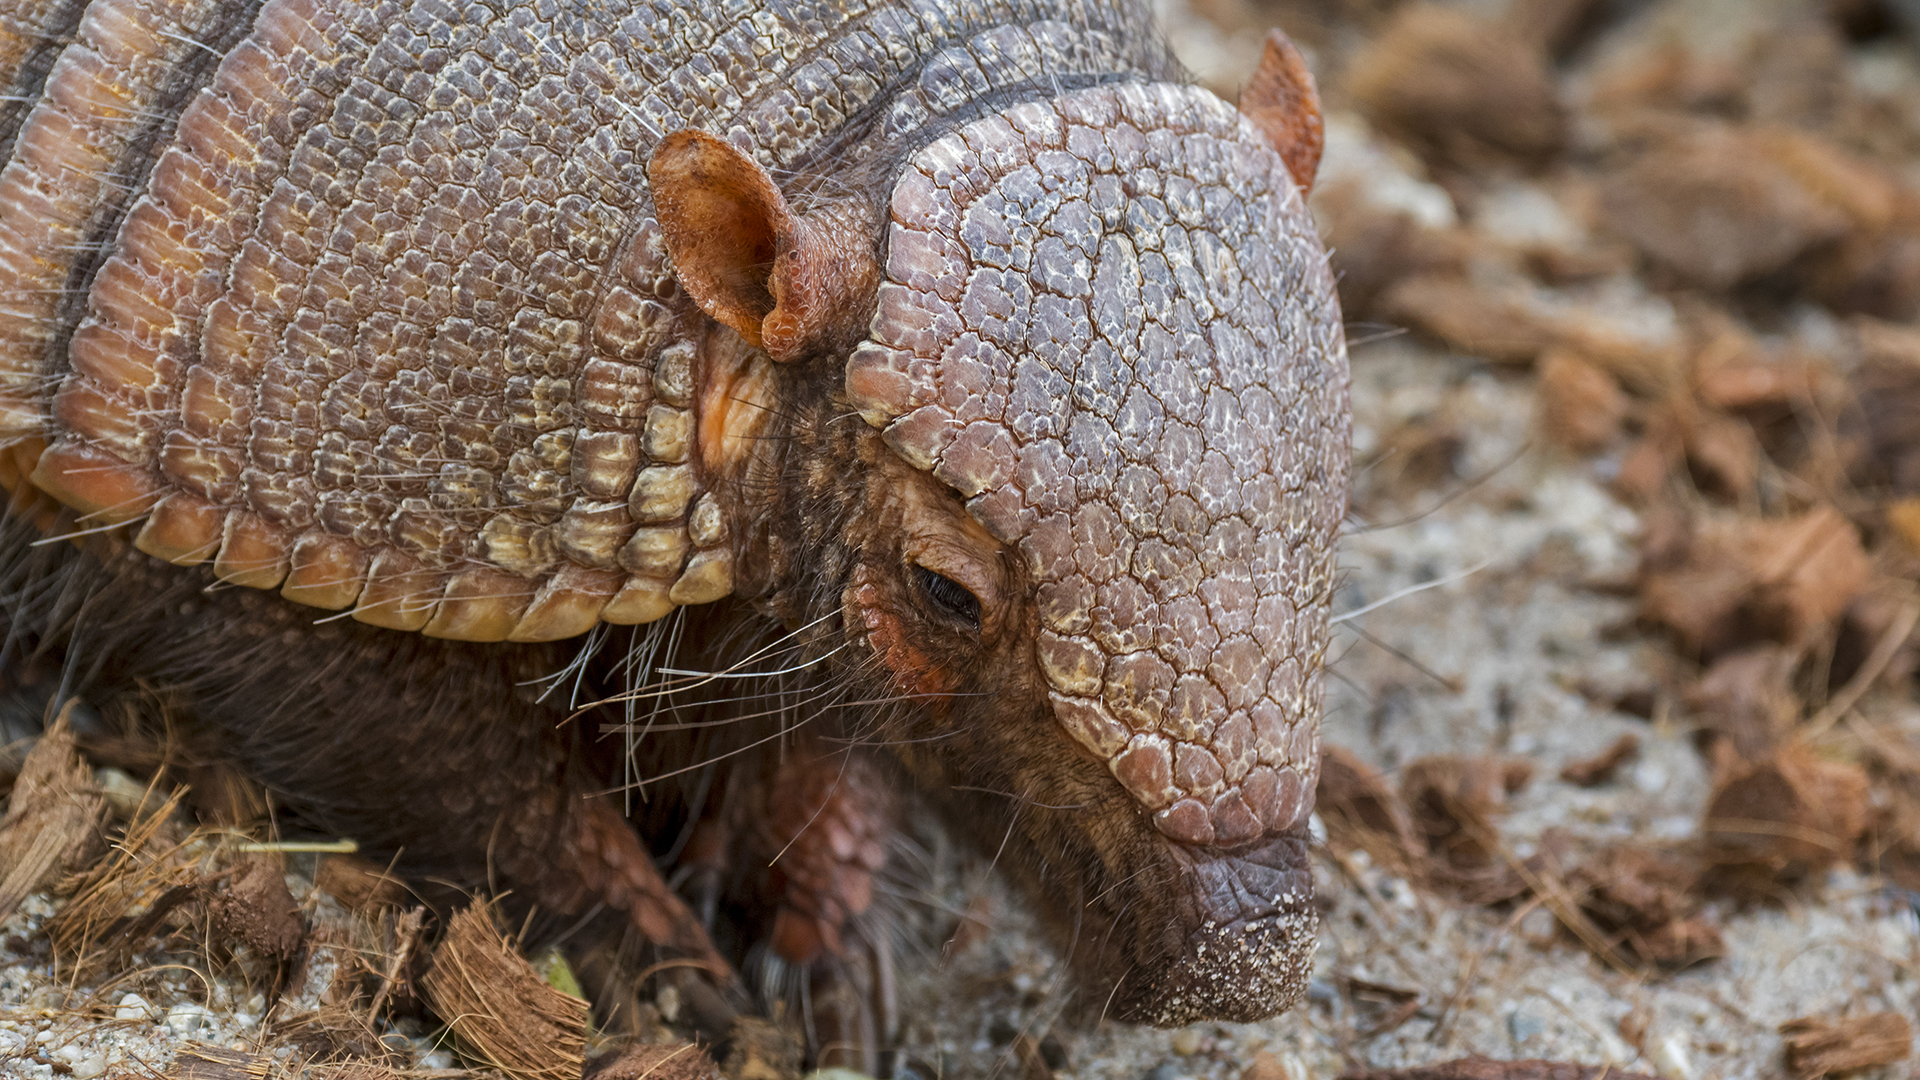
[1239,29,1325,195]
[648,130,875,363]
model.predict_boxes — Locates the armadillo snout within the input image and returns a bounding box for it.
[845,83,1351,852]
[1115,828,1318,1025]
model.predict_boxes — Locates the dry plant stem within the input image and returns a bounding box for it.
[1428,894,1548,1044]
[1324,847,1430,984]
[1448,794,1636,975]
[46,788,195,975]
[367,907,426,1021]
[1803,598,1920,737]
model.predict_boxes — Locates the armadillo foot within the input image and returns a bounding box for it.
[564,796,738,989]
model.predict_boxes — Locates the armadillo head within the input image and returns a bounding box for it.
[654,36,1345,1024]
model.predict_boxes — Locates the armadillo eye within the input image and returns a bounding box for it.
[912,564,981,630]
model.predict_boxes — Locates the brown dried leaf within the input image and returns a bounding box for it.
[1012,1034,1054,1080]
[167,1045,285,1080]
[1641,508,1871,657]
[313,854,406,913]
[1685,647,1799,760]
[314,1065,406,1080]
[1705,745,1870,875]
[1601,126,1850,291]
[420,902,589,1080]
[1401,755,1527,874]
[1559,734,1641,787]
[1380,275,1559,364]
[1240,1051,1290,1080]
[721,1016,803,1080]
[1779,1012,1914,1077]
[1537,350,1629,452]
[46,785,197,977]
[0,709,106,924]
[1312,179,1468,318]
[1348,4,1566,171]
[1316,745,1422,872]
[1564,844,1721,967]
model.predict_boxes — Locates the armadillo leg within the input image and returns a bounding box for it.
[762,751,894,968]
[749,748,898,1066]
[550,795,733,981]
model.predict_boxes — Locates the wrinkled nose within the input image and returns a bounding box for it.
[1115,825,1318,1025]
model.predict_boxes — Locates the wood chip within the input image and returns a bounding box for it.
[0,708,107,924]
[420,903,589,1080]
[1348,5,1566,170]
[1706,744,1870,874]
[1538,350,1630,452]
[1559,734,1641,787]
[209,856,306,963]
[1780,1012,1914,1077]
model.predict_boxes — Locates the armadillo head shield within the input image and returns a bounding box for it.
[846,80,1349,1021]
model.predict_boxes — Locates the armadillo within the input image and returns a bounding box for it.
[0,0,1348,1041]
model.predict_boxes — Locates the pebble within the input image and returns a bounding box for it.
[1168,1028,1203,1055]
[1652,1032,1697,1080]
[165,1003,215,1039]
[1507,1002,1546,1044]
[113,993,153,1023]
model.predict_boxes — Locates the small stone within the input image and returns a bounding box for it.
[164,1003,214,1038]
[1169,1027,1204,1056]
[1652,1031,1697,1080]
[112,993,152,1023]
[70,1054,106,1079]
[1507,1003,1547,1044]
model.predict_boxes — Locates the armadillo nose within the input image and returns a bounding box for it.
[1119,823,1318,1025]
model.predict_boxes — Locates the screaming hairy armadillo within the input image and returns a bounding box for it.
[0,0,1348,1046]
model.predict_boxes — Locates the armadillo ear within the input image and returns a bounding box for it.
[649,130,875,363]
[1238,29,1324,195]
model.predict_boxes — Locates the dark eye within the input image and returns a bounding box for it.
[913,564,981,629]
